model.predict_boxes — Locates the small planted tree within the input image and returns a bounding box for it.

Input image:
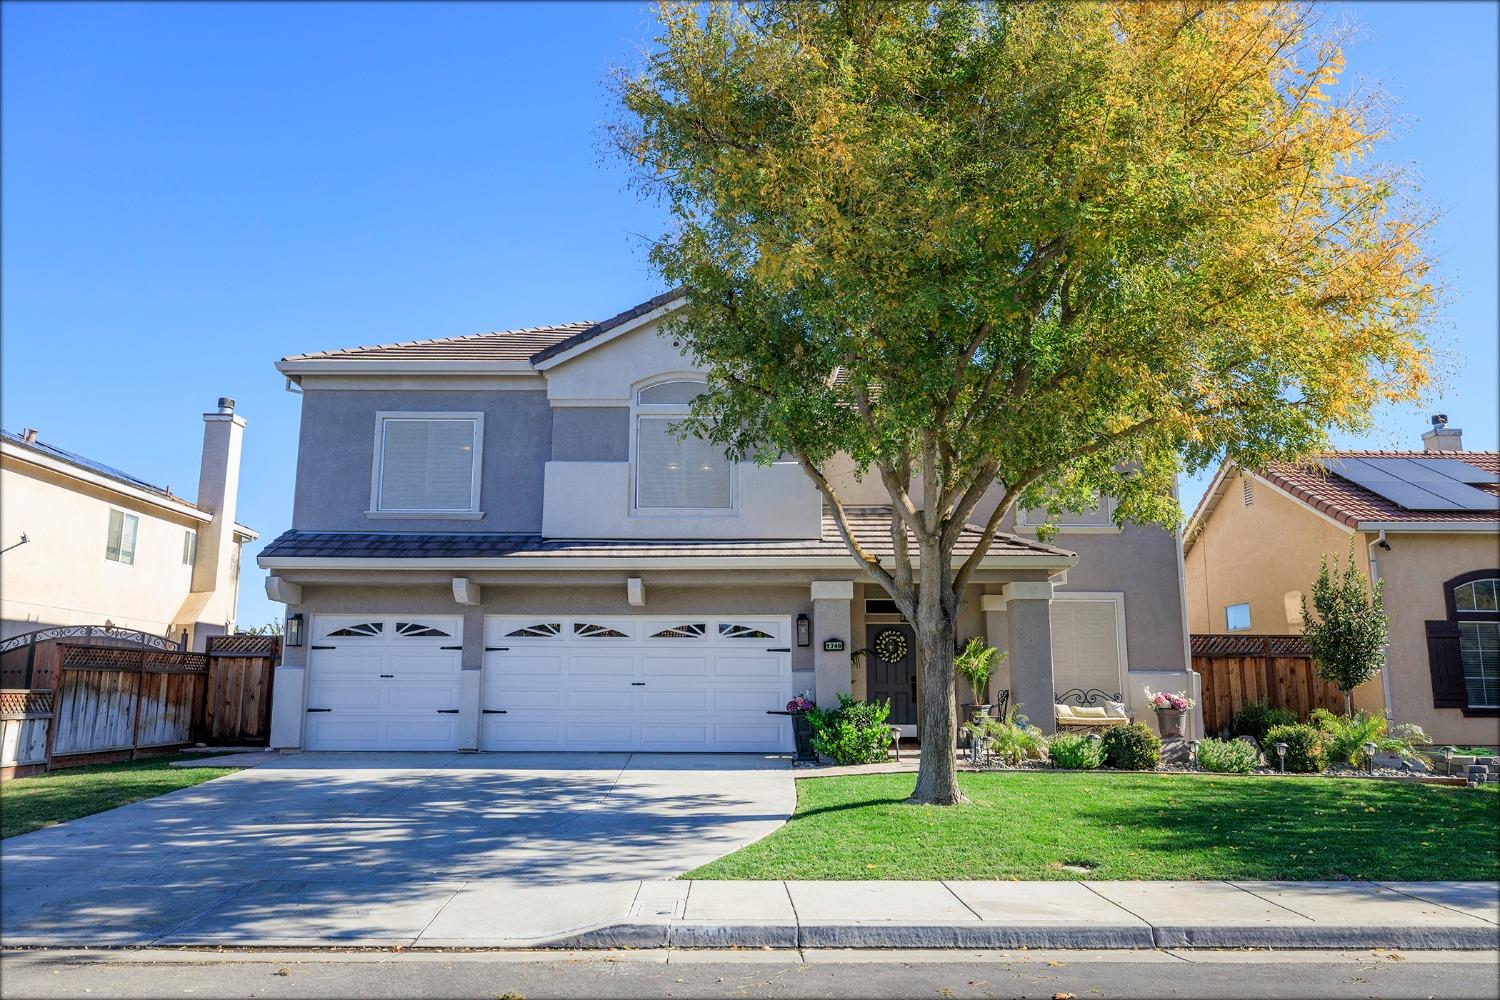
[955,637,1002,716]
[1301,540,1389,717]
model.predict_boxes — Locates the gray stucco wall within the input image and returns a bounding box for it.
[550,407,629,461]
[1055,524,1187,671]
[291,389,551,533]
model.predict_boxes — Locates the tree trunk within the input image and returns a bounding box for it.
[1343,689,1353,718]
[909,552,965,805]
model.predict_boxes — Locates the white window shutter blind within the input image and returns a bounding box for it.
[118,514,137,565]
[1050,600,1122,695]
[106,509,124,561]
[636,416,731,509]
[379,419,476,511]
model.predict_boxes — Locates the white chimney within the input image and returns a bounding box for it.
[191,397,247,598]
[1422,414,1463,452]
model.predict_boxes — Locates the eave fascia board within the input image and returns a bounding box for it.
[2,442,213,523]
[276,358,540,380]
[531,296,686,371]
[1355,520,1500,534]
[257,551,1078,572]
[1182,459,1235,551]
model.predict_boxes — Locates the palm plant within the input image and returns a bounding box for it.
[955,637,1003,711]
[964,705,1047,767]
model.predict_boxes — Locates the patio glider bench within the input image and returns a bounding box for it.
[1054,689,1133,731]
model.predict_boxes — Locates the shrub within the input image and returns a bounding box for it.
[955,636,1003,705]
[1048,732,1104,769]
[1264,723,1327,773]
[1197,737,1259,773]
[806,694,893,765]
[1309,708,1431,767]
[1100,723,1161,770]
[1231,700,1297,747]
[965,705,1048,766]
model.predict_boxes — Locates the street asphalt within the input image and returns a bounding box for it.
[2,947,1498,999]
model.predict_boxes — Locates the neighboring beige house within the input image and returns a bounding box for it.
[0,399,257,650]
[1184,417,1499,745]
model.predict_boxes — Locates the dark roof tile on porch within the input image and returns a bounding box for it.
[259,507,1071,562]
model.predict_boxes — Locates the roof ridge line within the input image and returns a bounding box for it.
[284,320,596,362]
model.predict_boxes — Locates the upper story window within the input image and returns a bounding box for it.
[1225,602,1252,631]
[633,379,732,511]
[182,529,197,566]
[370,412,483,516]
[1016,496,1118,532]
[105,509,138,565]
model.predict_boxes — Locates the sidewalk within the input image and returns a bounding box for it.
[5,880,1495,950]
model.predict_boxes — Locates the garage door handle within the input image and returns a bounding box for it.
[379,674,395,678]
[631,682,646,686]
[483,709,507,714]
[307,708,332,713]
[766,647,791,652]
[436,709,459,714]
[440,645,462,650]
[486,646,509,652]
[311,645,336,650]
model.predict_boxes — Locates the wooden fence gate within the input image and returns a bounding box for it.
[1190,634,1344,737]
[50,644,209,758]
[200,634,279,744]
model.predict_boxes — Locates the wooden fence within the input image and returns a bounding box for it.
[200,634,278,744]
[1190,634,1343,737]
[50,644,209,757]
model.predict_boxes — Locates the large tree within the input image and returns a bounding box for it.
[614,0,1436,804]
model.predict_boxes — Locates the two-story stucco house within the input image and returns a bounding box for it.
[1184,417,1500,746]
[1,399,258,649]
[259,292,1195,753]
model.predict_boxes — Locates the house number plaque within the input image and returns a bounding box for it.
[822,638,846,652]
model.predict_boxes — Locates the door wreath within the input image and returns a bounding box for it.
[874,628,909,664]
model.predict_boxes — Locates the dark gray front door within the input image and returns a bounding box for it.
[866,624,916,725]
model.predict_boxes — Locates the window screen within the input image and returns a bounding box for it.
[1460,622,1500,709]
[1021,498,1116,528]
[635,416,732,509]
[106,509,138,565]
[1050,600,1122,696]
[182,530,197,566]
[377,418,478,511]
[1226,603,1251,631]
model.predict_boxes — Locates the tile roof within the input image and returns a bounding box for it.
[530,289,684,364]
[1257,451,1500,527]
[281,321,595,363]
[3,427,176,498]
[259,506,1072,563]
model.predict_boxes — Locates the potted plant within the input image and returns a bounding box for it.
[784,693,817,762]
[956,637,1004,730]
[1143,687,1195,738]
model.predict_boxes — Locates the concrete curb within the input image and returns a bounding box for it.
[530,920,1499,952]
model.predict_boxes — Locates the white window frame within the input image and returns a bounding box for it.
[1015,496,1121,535]
[105,508,139,565]
[1225,602,1252,632]
[367,411,484,519]
[629,375,737,516]
[1049,592,1129,698]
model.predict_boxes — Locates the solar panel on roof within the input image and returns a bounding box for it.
[1403,457,1500,485]
[1321,457,1499,512]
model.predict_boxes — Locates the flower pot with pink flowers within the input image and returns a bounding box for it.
[1143,687,1195,738]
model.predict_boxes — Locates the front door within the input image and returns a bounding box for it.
[866,623,916,726]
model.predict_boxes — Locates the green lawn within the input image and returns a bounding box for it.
[687,771,1500,881]
[1,753,243,839]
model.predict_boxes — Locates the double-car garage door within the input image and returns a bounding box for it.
[304,614,793,753]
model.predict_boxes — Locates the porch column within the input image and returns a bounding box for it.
[810,581,854,708]
[1001,582,1056,734]
[980,595,1011,703]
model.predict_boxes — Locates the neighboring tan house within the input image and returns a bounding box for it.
[0,399,258,650]
[258,291,1194,754]
[1184,417,1500,745]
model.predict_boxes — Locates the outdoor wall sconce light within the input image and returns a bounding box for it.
[285,613,304,648]
[796,614,811,647]
[1274,741,1288,773]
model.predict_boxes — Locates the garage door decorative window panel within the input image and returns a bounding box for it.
[481,616,793,752]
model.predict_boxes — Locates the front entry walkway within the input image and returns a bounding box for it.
[0,752,793,945]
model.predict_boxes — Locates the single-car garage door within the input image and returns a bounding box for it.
[305,615,464,751]
[482,616,793,752]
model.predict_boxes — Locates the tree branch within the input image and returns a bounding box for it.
[794,452,899,594]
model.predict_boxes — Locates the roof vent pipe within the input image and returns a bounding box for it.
[1421,414,1463,452]
[21,428,38,444]
[217,397,236,415]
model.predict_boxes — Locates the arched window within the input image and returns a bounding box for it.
[633,378,733,511]
[1429,571,1500,713]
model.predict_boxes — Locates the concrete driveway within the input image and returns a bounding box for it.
[0,752,792,946]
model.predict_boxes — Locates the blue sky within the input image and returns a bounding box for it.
[3,1,1496,631]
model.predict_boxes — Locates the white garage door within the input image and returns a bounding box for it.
[482,616,793,752]
[305,615,464,751]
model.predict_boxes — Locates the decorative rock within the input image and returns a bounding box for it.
[1160,736,1191,766]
